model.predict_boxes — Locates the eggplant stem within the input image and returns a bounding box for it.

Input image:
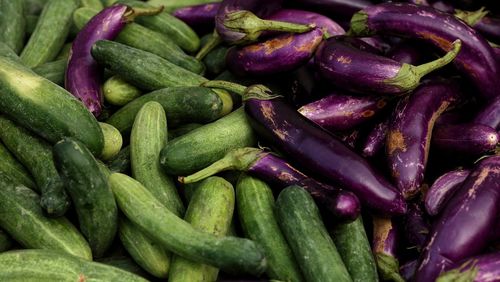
[195,30,222,60]
[201,80,247,95]
[201,80,280,101]
[413,39,462,78]
[124,5,164,22]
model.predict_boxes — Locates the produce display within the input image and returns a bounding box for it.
[1,0,499,281]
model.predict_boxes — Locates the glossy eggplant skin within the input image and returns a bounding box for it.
[473,16,500,43]
[362,118,389,157]
[265,9,345,37]
[474,96,500,130]
[349,3,499,101]
[415,156,500,282]
[387,42,422,65]
[244,95,406,216]
[173,3,220,32]
[437,252,500,282]
[432,123,499,157]
[386,80,461,199]
[424,169,470,216]
[288,0,371,19]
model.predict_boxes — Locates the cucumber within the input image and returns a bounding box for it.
[236,175,303,282]
[160,107,256,176]
[96,256,154,279]
[0,249,148,281]
[0,141,37,191]
[0,42,22,63]
[131,101,185,216]
[169,176,235,282]
[23,0,49,16]
[147,0,222,13]
[0,228,13,252]
[106,86,232,134]
[103,76,142,106]
[99,122,123,161]
[0,177,92,260]
[32,58,66,85]
[0,116,70,217]
[118,217,171,278]
[330,217,379,282]
[107,145,131,173]
[201,34,228,77]
[109,173,267,275]
[53,138,118,258]
[0,56,104,155]
[117,0,200,53]
[24,14,38,35]
[20,0,78,68]
[81,0,104,10]
[276,186,352,282]
[168,123,203,140]
[0,0,26,54]
[56,42,72,60]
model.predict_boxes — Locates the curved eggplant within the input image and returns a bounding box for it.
[432,123,499,157]
[387,41,423,65]
[288,0,371,20]
[456,8,500,43]
[362,118,389,157]
[424,169,470,216]
[173,2,220,32]
[474,96,500,130]
[437,252,500,282]
[265,9,345,37]
[372,216,404,282]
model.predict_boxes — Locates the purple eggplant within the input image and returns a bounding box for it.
[372,216,405,282]
[180,147,361,221]
[404,202,430,252]
[474,96,500,131]
[386,80,461,199]
[349,3,500,101]
[400,259,418,282]
[359,36,392,54]
[314,35,461,95]
[65,4,161,116]
[387,41,423,65]
[424,169,470,216]
[362,118,389,157]
[298,92,390,132]
[288,0,371,20]
[202,80,407,216]
[415,155,500,282]
[172,2,220,33]
[432,123,499,157]
[335,129,362,150]
[456,8,500,43]
[431,1,455,13]
[437,252,500,282]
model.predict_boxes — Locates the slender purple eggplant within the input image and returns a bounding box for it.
[172,2,220,32]
[437,252,500,282]
[455,8,500,43]
[202,80,407,216]
[424,169,470,216]
[265,9,345,37]
[335,129,362,150]
[474,96,500,130]
[372,216,404,282]
[432,123,499,157]
[387,41,423,65]
[404,202,430,252]
[400,259,418,282]
[314,36,461,95]
[431,1,455,13]
[386,80,461,199]
[349,3,500,101]
[362,118,389,157]
[298,91,390,132]
[65,4,162,116]
[288,0,371,20]
[180,147,361,221]
[415,155,500,282]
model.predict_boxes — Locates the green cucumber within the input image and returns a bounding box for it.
[169,176,235,282]
[331,217,378,282]
[106,86,232,134]
[99,122,123,161]
[109,173,267,275]
[103,76,142,106]
[276,186,352,282]
[0,249,148,281]
[0,178,92,260]
[0,228,13,252]
[108,145,131,173]
[236,175,303,282]
[118,217,171,278]
[0,141,37,190]
[0,56,104,155]
[201,34,228,77]
[0,116,70,216]
[32,58,66,85]
[23,0,49,16]
[25,14,38,35]
[20,0,78,68]
[0,42,22,63]
[168,123,203,140]
[117,0,200,52]
[131,101,185,216]
[0,0,26,54]
[147,0,221,13]
[53,138,118,258]
[97,256,154,279]
[81,0,104,10]
[160,107,256,176]
[56,42,72,60]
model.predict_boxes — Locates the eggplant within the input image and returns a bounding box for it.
[424,169,470,216]
[387,41,423,65]
[403,202,430,252]
[455,8,500,43]
[335,129,362,150]
[431,1,455,13]
[372,216,405,282]
[474,96,500,130]
[202,80,407,216]
[437,252,500,282]
[172,2,220,33]
[415,155,500,282]
[362,118,389,157]
[180,147,361,221]
[400,259,418,282]
[288,0,371,20]
[298,92,390,132]
[386,80,461,199]
[314,35,461,95]
[432,123,499,157]
[65,4,161,116]
[349,3,500,101]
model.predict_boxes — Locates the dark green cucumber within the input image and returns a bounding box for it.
[96,256,154,279]
[201,34,228,77]
[0,141,37,191]
[0,42,22,63]
[106,86,232,134]
[0,177,92,260]
[103,76,142,106]
[160,107,256,176]
[236,175,303,282]
[0,116,70,216]
[148,0,221,13]
[32,58,66,85]
[23,0,49,16]
[117,0,200,52]
[81,0,104,10]
[168,123,203,140]
[0,56,104,155]
[99,122,123,161]
[0,0,26,54]
[109,173,267,276]
[169,176,235,282]
[0,249,148,281]
[107,145,131,173]
[20,0,78,67]
[53,138,118,258]
[0,228,13,252]
[276,186,353,282]
[330,217,378,282]
[131,101,185,216]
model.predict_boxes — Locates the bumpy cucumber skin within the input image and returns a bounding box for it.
[276,186,353,282]
[0,178,92,260]
[0,0,26,54]
[20,0,78,67]
[0,249,148,281]
[160,107,256,176]
[237,175,304,282]
[0,141,37,191]
[103,76,141,106]
[99,122,123,161]
[169,176,235,282]
[53,138,118,258]
[32,58,66,86]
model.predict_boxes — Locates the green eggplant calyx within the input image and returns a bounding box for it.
[201,80,247,95]
[455,7,489,27]
[124,5,164,22]
[375,253,405,282]
[243,84,281,101]
[347,11,372,36]
[195,30,222,60]
[436,260,478,282]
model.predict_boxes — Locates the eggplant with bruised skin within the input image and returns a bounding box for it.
[424,169,470,216]
[372,216,404,282]
[362,118,389,157]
